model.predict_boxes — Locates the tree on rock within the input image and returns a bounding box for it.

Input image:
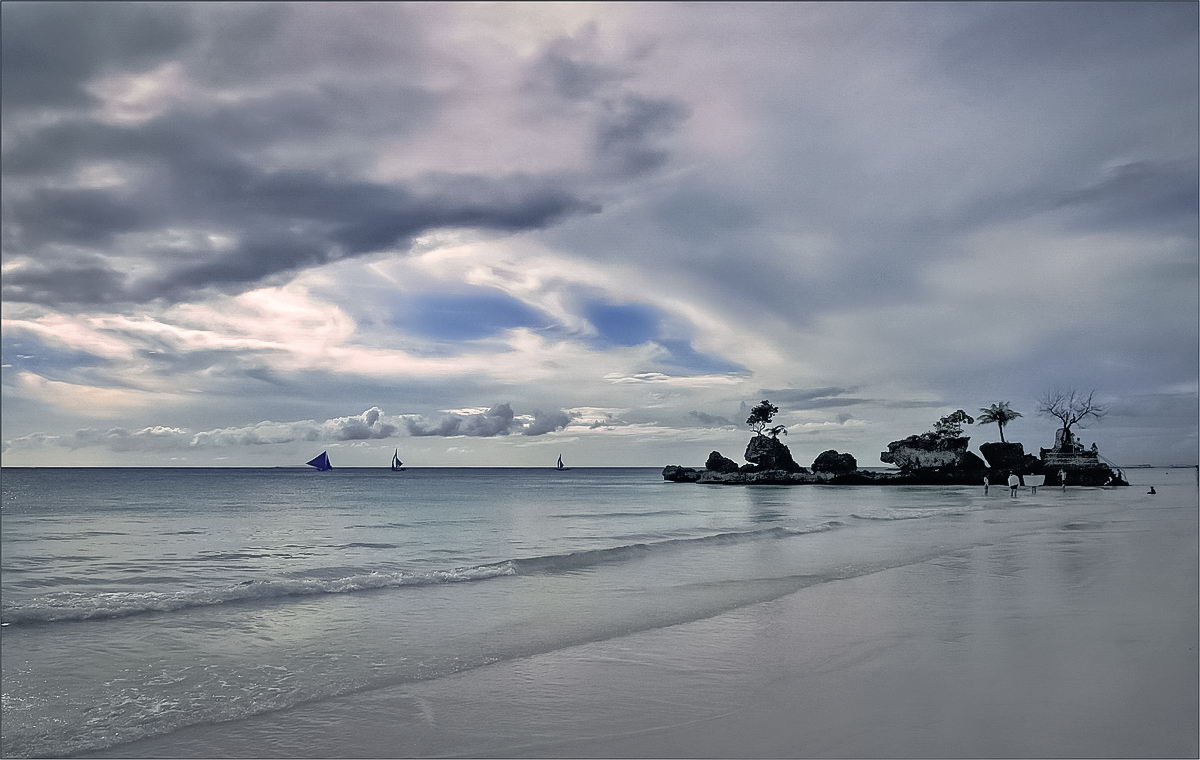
[933,410,974,440]
[746,400,786,438]
[1036,388,1107,440]
[977,402,1021,443]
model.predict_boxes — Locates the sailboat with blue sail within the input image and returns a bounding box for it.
[391,449,405,471]
[555,455,569,471]
[306,451,332,471]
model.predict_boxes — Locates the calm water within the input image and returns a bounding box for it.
[0,466,1191,757]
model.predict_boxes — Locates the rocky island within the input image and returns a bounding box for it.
[664,399,1128,487]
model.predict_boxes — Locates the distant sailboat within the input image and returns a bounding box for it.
[391,449,405,471]
[555,455,569,471]
[306,451,332,471]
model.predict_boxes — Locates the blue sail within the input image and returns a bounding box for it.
[306,451,332,471]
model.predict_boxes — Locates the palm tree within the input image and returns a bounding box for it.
[977,402,1022,443]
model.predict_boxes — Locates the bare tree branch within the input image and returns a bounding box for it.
[1036,387,1107,432]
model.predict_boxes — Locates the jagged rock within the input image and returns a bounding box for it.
[979,441,1024,470]
[697,469,818,485]
[812,450,857,474]
[880,434,972,471]
[662,465,701,482]
[744,435,803,473]
[958,451,988,470]
[705,451,741,473]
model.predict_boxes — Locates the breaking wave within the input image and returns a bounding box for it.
[1,521,844,627]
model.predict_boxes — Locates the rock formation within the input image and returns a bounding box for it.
[978,441,1042,475]
[880,435,984,471]
[662,464,701,482]
[744,435,802,473]
[1039,428,1127,486]
[811,450,857,474]
[705,451,741,473]
[662,405,1127,486]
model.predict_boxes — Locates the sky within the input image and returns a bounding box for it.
[2,1,1197,469]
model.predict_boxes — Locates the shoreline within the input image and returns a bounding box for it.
[82,484,1197,758]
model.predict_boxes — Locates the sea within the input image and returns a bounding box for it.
[1,466,1196,758]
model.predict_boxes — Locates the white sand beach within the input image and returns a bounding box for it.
[89,484,1197,759]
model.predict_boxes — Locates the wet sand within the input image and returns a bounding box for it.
[88,492,1197,758]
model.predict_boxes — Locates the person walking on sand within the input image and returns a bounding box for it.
[1059,469,1067,491]
[1008,472,1019,497]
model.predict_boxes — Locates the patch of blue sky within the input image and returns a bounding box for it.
[581,299,746,376]
[390,289,550,343]
[582,301,662,347]
[653,339,747,376]
[0,336,100,377]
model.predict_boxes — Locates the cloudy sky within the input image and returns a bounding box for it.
[2,2,1196,468]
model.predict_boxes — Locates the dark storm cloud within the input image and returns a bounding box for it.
[1,3,599,309]
[0,2,192,111]
[758,387,871,410]
[1,259,130,306]
[1055,161,1199,232]
[332,407,397,441]
[3,123,596,304]
[522,409,572,436]
[595,95,690,176]
[525,24,690,178]
[938,2,1197,81]
[57,426,191,453]
[405,404,516,438]
[688,411,736,428]
[529,22,624,101]
[0,408,399,453]
[188,408,398,447]
[403,404,570,438]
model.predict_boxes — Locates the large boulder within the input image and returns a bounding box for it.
[705,451,741,473]
[662,465,701,482]
[980,441,1043,475]
[744,435,803,473]
[979,441,1024,470]
[811,450,858,474]
[880,434,975,471]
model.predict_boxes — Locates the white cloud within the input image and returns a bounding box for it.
[1,3,1194,467]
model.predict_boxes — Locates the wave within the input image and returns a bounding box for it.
[0,521,845,627]
[851,506,975,521]
[509,522,843,574]
[549,509,690,520]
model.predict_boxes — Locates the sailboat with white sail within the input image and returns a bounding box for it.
[555,455,569,471]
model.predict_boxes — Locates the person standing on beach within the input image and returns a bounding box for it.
[1059,469,1067,490]
[983,475,989,494]
[1008,473,1019,496]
